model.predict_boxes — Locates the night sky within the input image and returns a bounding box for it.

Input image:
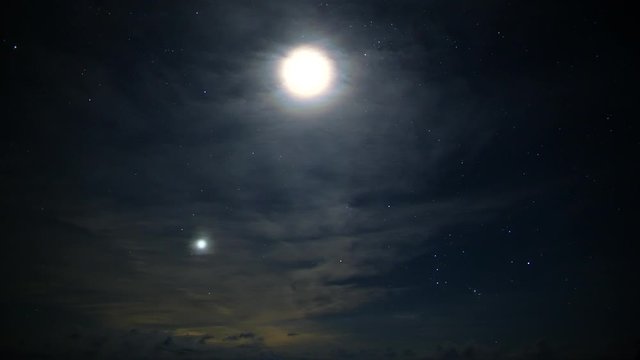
[1,1,638,359]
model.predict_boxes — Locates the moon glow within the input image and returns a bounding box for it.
[279,46,334,99]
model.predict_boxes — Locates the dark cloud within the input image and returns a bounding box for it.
[224,332,259,341]
[198,334,214,344]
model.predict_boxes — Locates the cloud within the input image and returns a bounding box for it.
[224,332,259,341]
[2,1,531,358]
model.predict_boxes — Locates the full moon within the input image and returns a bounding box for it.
[196,239,207,250]
[279,46,334,99]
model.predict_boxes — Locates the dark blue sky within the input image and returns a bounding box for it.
[1,1,638,359]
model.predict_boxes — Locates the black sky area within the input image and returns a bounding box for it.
[1,1,638,359]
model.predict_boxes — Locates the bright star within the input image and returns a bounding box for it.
[196,239,207,250]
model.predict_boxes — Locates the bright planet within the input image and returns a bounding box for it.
[195,239,207,250]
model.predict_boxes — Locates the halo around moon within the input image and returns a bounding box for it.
[279,46,334,99]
